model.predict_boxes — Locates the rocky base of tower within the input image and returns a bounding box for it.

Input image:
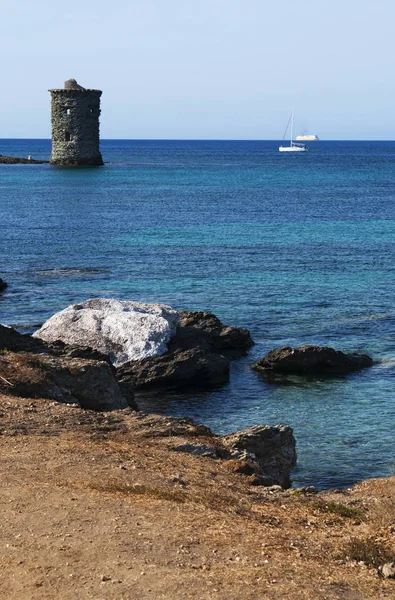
[49,155,104,167]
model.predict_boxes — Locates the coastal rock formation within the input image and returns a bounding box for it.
[169,423,296,488]
[31,302,254,390]
[171,311,254,357]
[117,310,253,389]
[0,351,132,411]
[33,299,179,366]
[0,278,8,292]
[222,424,297,489]
[0,324,42,352]
[117,347,230,389]
[0,155,48,165]
[251,345,373,376]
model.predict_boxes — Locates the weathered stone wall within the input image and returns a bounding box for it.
[49,89,103,166]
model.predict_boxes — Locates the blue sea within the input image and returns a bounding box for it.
[1,138,395,489]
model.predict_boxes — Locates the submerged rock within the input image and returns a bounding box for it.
[33,298,179,366]
[251,345,373,376]
[222,424,297,489]
[0,351,134,411]
[0,278,7,292]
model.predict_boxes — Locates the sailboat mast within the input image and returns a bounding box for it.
[291,109,294,146]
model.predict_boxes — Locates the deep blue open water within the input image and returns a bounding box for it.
[1,138,395,489]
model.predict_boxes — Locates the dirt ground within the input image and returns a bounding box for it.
[1,393,395,599]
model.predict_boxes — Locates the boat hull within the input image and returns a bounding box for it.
[279,145,307,152]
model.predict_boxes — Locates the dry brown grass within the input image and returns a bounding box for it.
[88,480,188,503]
[0,353,47,390]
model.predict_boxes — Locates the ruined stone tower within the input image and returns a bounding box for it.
[49,78,103,166]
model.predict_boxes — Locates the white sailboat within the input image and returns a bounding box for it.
[279,110,308,152]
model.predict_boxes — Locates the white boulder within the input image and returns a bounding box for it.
[33,298,179,366]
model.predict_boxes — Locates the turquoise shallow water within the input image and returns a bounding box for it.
[1,138,395,488]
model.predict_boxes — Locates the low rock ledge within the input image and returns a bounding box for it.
[252,344,373,376]
[0,155,49,165]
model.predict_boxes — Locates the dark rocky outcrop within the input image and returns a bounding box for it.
[167,422,297,489]
[251,345,373,376]
[222,424,297,489]
[0,351,134,411]
[0,324,134,410]
[0,324,43,352]
[0,278,7,292]
[172,311,254,358]
[117,347,230,390]
[0,155,48,164]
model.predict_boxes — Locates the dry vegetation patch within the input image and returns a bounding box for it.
[343,537,395,568]
[307,498,365,522]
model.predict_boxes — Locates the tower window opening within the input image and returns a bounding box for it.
[65,131,72,142]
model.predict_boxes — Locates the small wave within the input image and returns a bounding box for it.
[365,314,394,321]
[37,268,109,276]
[333,313,394,327]
[373,358,395,369]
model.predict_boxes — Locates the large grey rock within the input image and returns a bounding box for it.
[222,424,297,488]
[33,299,179,366]
[251,345,373,376]
[0,351,134,411]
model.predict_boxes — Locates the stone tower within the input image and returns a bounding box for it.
[49,78,103,166]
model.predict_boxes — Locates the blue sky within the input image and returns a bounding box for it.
[2,0,395,139]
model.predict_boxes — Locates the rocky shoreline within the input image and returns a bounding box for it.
[0,305,294,489]
[0,296,375,489]
[0,155,49,164]
[1,293,395,597]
